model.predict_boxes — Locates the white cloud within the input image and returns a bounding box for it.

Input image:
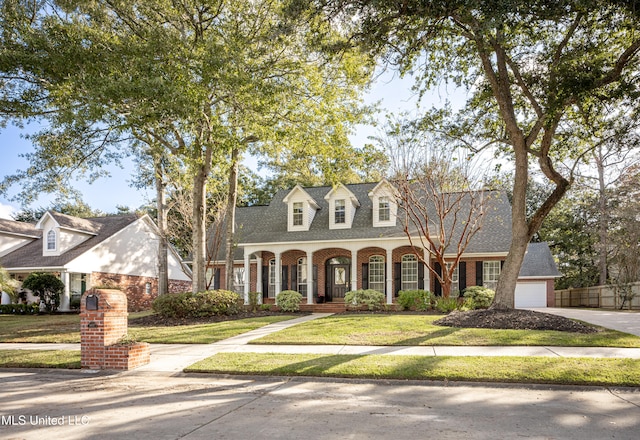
[0,202,16,220]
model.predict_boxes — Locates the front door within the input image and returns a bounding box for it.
[329,264,349,301]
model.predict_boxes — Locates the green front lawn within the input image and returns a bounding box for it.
[0,314,81,343]
[0,313,296,344]
[186,352,640,387]
[250,315,640,347]
[128,316,295,344]
[0,350,81,368]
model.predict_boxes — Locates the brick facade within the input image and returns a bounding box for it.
[208,247,507,302]
[92,272,191,311]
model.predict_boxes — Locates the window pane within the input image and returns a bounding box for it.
[369,255,385,293]
[379,197,390,222]
[447,262,459,296]
[293,202,303,226]
[335,199,346,224]
[297,257,307,295]
[401,254,418,291]
[268,259,276,298]
[233,267,245,294]
[483,261,501,290]
[47,230,56,250]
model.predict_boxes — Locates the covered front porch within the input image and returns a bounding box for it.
[238,239,430,305]
[3,270,89,311]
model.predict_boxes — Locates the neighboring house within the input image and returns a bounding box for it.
[0,211,192,311]
[206,180,561,308]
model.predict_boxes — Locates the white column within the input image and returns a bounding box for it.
[256,254,263,304]
[60,271,71,311]
[243,252,251,304]
[350,249,358,292]
[306,250,313,304]
[386,248,394,304]
[275,251,282,297]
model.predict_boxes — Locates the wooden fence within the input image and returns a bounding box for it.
[555,282,640,310]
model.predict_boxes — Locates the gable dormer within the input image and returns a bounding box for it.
[324,184,360,230]
[282,185,320,232]
[368,179,398,227]
[35,211,98,256]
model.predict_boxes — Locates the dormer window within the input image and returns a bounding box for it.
[293,202,304,226]
[325,184,359,230]
[47,229,56,250]
[369,180,397,227]
[335,200,346,224]
[283,185,320,232]
[379,197,390,222]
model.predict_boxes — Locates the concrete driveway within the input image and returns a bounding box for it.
[532,308,640,337]
[0,370,639,440]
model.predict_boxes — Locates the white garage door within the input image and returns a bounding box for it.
[515,282,547,308]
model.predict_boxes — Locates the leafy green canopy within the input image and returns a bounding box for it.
[307,0,640,307]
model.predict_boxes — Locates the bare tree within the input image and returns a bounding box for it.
[384,118,495,298]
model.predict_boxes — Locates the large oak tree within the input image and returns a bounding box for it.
[304,0,640,308]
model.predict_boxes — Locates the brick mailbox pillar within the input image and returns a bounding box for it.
[80,288,150,370]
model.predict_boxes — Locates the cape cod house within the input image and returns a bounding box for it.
[0,211,192,311]
[206,180,561,308]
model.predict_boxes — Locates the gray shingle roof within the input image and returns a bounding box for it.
[0,218,41,238]
[47,211,101,234]
[231,182,512,254]
[0,214,139,269]
[520,242,562,278]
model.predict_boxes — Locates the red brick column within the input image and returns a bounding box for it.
[80,289,150,370]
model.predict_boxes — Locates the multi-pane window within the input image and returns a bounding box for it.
[446,262,460,296]
[379,196,390,222]
[268,259,276,298]
[292,202,304,226]
[483,260,501,290]
[369,255,385,293]
[335,199,346,224]
[47,230,56,250]
[297,257,307,295]
[401,254,419,291]
[233,267,245,294]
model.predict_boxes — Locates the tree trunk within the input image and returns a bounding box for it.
[491,140,529,309]
[191,146,213,293]
[224,147,239,292]
[154,156,169,296]
[595,150,608,286]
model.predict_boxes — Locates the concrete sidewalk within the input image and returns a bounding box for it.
[2,312,640,375]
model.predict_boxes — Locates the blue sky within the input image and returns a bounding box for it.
[0,69,457,219]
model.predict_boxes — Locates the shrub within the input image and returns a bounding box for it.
[0,303,40,315]
[276,290,303,312]
[247,292,261,312]
[462,286,495,309]
[22,272,64,312]
[152,290,242,318]
[434,297,464,314]
[260,304,272,311]
[344,289,385,311]
[397,290,432,311]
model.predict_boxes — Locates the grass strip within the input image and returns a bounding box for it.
[250,315,640,348]
[128,315,295,343]
[0,314,296,344]
[0,350,81,369]
[186,352,640,387]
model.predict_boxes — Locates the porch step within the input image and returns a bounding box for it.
[299,302,347,313]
